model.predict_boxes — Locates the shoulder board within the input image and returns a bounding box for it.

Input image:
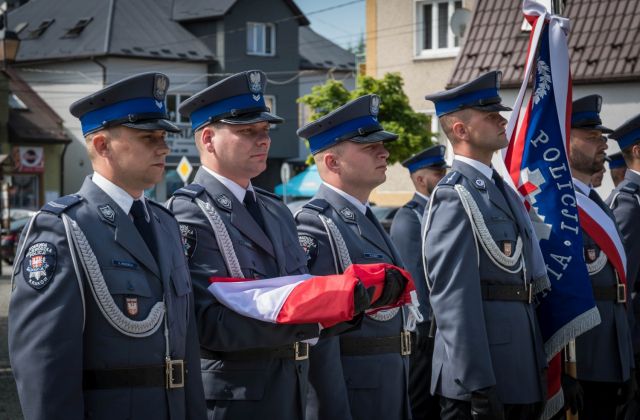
[147,200,174,217]
[173,183,205,199]
[41,194,83,216]
[621,182,639,195]
[303,198,330,213]
[438,171,461,186]
[254,187,282,201]
[404,201,418,209]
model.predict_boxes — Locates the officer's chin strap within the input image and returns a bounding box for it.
[63,214,165,337]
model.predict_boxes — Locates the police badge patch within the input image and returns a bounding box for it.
[298,234,318,266]
[98,204,116,224]
[247,71,262,94]
[370,95,380,116]
[339,207,356,222]
[179,224,197,259]
[154,74,168,100]
[475,179,486,189]
[215,194,233,211]
[23,242,57,290]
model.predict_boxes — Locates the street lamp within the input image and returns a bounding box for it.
[0,29,19,66]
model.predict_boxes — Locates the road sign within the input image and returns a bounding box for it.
[280,162,291,184]
[176,156,193,184]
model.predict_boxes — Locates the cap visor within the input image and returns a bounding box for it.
[594,125,613,134]
[122,119,181,133]
[219,111,284,125]
[472,103,512,113]
[349,130,398,144]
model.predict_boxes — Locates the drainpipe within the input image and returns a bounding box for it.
[59,141,69,196]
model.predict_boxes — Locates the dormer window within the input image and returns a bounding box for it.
[62,17,93,38]
[27,19,54,39]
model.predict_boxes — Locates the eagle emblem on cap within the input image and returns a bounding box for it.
[248,71,262,94]
[154,74,168,100]
[370,95,380,116]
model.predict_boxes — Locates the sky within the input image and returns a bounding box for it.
[294,0,365,51]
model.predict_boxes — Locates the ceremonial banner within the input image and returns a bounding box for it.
[501,1,600,416]
[208,263,416,328]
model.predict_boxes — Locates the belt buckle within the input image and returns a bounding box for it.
[294,342,309,361]
[401,331,412,356]
[617,284,627,304]
[166,358,185,389]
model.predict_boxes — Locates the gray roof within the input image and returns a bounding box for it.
[8,0,214,62]
[172,0,309,25]
[299,26,355,71]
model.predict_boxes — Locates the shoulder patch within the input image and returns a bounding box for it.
[179,224,198,259]
[303,198,329,213]
[298,234,318,267]
[173,184,205,199]
[41,194,83,216]
[438,171,461,186]
[254,187,283,201]
[23,242,57,290]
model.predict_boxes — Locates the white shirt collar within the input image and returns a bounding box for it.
[92,172,148,220]
[454,155,494,181]
[572,177,591,196]
[323,182,369,215]
[202,165,255,203]
[630,169,640,177]
[415,191,430,201]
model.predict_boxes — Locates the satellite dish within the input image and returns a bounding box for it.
[450,8,471,39]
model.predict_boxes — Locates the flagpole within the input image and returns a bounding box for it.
[566,340,578,420]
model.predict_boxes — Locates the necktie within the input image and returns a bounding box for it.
[243,192,266,232]
[130,199,157,258]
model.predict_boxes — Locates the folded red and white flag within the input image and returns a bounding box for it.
[208,263,415,328]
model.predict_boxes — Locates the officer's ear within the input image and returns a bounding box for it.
[451,119,468,141]
[89,131,110,158]
[632,144,640,160]
[322,150,341,174]
[199,125,215,153]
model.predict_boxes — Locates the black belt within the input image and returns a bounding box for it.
[593,284,626,303]
[83,360,184,390]
[340,331,411,356]
[481,283,532,303]
[200,342,309,361]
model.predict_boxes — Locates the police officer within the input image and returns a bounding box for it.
[296,95,412,420]
[390,144,447,420]
[606,114,640,398]
[568,95,635,419]
[8,73,206,420]
[422,71,548,420]
[608,151,627,187]
[166,72,405,420]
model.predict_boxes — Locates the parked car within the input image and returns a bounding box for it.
[1,214,35,264]
[369,205,399,233]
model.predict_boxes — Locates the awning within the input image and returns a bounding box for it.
[274,165,321,197]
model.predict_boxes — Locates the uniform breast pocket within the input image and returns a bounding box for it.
[170,264,192,337]
[485,218,518,260]
[102,268,161,335]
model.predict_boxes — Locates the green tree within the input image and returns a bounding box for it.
[298,73,432,164]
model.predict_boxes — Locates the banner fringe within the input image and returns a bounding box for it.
[541,388,565,420]
[544,306,601,361]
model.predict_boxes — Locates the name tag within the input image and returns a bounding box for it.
[363,252,385,260]
[112,259,138,269]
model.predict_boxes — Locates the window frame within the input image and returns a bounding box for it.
[414,0,462,60]
[263,94,278,129]
[246,22,276,57]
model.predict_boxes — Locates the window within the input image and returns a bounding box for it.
[27,19,54,39]
[166,94,192,125]
[62,17,93,38]
[416,0,462,59]
[264,95,277,128]
[247,22,276,56]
